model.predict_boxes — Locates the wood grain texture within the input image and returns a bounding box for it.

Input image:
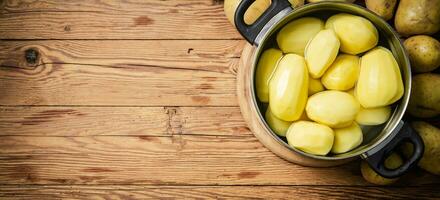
[0,135,438,186]
[0,62,236,106]
[1,185,439,199]
[0,40,244,73]
[0,40,243,106]
[0,106,250,136]
[0,0,241,39]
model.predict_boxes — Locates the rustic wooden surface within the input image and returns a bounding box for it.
[0,0,438,199]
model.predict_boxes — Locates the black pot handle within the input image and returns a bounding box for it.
[234,0,291,44]
[364,122,424,179]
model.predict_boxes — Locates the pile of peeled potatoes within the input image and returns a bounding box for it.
[259,14,403,156]
[224,0,439,185]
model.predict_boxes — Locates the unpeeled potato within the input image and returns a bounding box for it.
[308,0,355,2]
[224,0,271,25]
[408,73,440,118]
[404,35,440,73]
[286,121,334,156]
[288,0,305,7]
[361,153,403,185]
[305,29,340,78]
[365,0,397,21]
[402,122,440,175]
[395,0,440,36]
[331,122,363,154]
[255,48,283,102]
[306,90,360,128]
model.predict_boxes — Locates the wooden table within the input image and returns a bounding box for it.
[0,0,438,199]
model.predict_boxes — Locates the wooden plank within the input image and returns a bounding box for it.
[0,185,439,199]
[0,40,242,106]
[0,40,244,73]
[0,136,437,186]
[0,0,241,39]
[0,107,250,136]
[0,63,237,106]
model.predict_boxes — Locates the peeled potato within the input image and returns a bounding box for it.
[356,106,392,125]
[308,77,325,96]
[255,48,283,102]
[265,108,292,137]
[326,13,378,55]
[277,17,324,55]
[269,54,309,121]
[305,29,340,78]
[331,122,363,154]
[224,0,271,25]
[361,153,403,185]
[321,54,360,91]
[286,121,334,155]
[356,47,404,108]
[306,91,360,128]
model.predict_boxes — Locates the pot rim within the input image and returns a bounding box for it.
[248,2,412,160]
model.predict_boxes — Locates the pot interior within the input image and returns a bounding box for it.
[251,2,411,160]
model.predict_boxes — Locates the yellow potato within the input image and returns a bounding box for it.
[404,35,440,73]
[308,77,325,96]
[361,153,403,185]
[286,121,334,156]
[224,0,271,25]
[255,48,283,102]
[365,0,398,21]
[265,108,292,137]
[347,88,355,96]
[269,54,309,121]
[326,13,378,55]
[356,106,391,125]
[395,0,440,36]
[331,122,363,154]
[408,73,440,118]
[356,47,403,108]
[288,0,305,7]
[402,122,440,175]
[305,29,340,78]
[308,0,355,2]
[299,111,310,121]
[277,17,324,55]
[306,91,360,128]
[321,54,360,91]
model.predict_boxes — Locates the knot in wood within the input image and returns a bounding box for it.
[25,49,39,64]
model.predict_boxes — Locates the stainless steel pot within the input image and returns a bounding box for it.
[234,0,424,178]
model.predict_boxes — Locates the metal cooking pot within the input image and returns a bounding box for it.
[234,0,424,178]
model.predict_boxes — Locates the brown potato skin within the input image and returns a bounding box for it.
[404,35,440,73]
[402,122,440,175]
[408,73,440,118]
[365,0,397,21]
[361,153,402,185]
[395,0,440,36]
